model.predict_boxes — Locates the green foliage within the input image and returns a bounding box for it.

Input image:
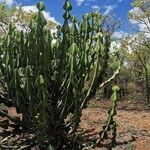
[127,142,134,150]
[0,0,119,149]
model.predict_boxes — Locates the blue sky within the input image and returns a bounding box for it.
[1,0,137,36]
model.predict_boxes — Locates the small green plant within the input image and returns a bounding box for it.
[94,86,120,149]
[127,142,134,150]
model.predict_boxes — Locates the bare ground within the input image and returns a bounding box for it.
[79,99,150,150]
[0,99,150,150]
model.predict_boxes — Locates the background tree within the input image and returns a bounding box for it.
[128,0,150,103]
[129,0,150,35]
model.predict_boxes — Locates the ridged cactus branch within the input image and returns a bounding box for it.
[95,86,120,148]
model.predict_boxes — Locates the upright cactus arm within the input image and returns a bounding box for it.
[82,14,91,42]
[60,42,78,120]
[80,35,101,109]
[62,0,72,43]
[95,86,120,147]
[70,16,78,43]
[89,12,101,48]
[57,0,72,84]
[86,34,111,100]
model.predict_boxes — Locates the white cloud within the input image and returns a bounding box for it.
[92,5,100,11]
[21,5,38,12]
[113,31,129,39]
[0,0,13,6]
[104,5,117,15]
[21,6,59,25]
[77,0,85,6]
[77,0,97,6]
